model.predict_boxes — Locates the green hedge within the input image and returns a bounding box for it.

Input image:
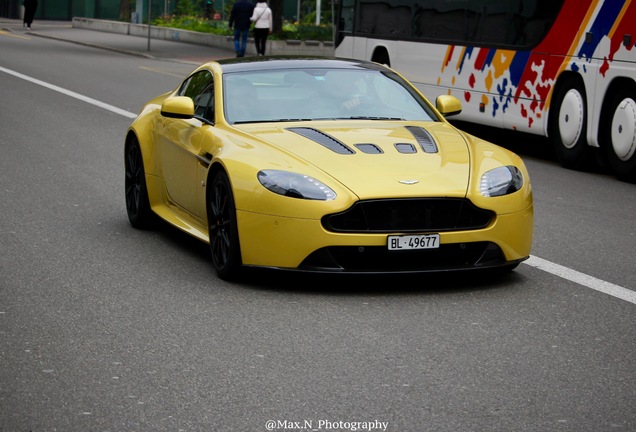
[152,15,332,41]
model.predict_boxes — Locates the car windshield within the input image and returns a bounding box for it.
[222,68,438,124]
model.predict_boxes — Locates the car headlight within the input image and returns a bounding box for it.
[480,166,524,197]
[257,170,337,200]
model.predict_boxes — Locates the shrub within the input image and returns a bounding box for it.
[152,15,332,41]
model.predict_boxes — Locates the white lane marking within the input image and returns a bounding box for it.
[3,66,636,305]
[0,66,137,119]
[525,256,636,305]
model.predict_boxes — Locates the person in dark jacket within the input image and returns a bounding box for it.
[23,0,38,30]
[228,0,254,57]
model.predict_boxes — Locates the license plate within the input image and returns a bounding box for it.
[387,234,440,250]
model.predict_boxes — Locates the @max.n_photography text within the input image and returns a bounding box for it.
[265,419,389,431]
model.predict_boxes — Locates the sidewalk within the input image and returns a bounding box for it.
[0,18,235,64]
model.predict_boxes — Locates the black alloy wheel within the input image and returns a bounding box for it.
[208,170,242,280]
[125,138,155,228]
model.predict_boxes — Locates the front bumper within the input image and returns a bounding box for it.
[236,203,533,273]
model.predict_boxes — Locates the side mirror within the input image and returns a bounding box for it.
[435,95,462,117]
[161,96,195,119]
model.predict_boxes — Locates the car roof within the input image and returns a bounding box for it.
[215,56,390,74]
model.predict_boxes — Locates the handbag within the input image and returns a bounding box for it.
[251,8,266,29]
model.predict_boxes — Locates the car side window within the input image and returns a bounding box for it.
[195,82,215,123]
[177,70,215,123]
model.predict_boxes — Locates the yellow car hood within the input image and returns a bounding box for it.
[240,121,471,199]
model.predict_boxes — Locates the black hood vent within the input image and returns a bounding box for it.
[405,126,438,153]
[394,143,417,154]
[355,143,383,154]
[287,127,355,155]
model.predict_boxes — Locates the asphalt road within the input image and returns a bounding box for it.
[1,21,635,432]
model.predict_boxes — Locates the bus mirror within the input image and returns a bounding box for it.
[436,95,462,117]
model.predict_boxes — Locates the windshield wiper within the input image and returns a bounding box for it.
[234,118,313,124]
[344,116,405,120]
[233,116,405,124]
[269,118,314,122]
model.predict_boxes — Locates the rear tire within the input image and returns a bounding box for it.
[604,88,636,183]
[549,79,593,170]
[207,170,242,280]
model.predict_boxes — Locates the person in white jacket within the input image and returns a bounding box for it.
[250,1,273,55]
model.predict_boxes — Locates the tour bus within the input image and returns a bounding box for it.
[334,0,636,182]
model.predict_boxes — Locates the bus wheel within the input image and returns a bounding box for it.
[549,80,592,170]
[604,89,636,183]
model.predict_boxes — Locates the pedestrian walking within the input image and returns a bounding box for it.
[228,0,254,57]
[23,0,38,30]
[251,1,273,56]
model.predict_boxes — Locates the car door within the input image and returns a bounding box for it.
[156,70,215,219]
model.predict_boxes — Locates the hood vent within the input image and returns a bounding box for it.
[355,143,383,154]
[287,127,355,155]
[395,143,417,154]
[405,126,438,153]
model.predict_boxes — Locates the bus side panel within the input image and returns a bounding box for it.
[335,36,355,59]
[337,0,636,151]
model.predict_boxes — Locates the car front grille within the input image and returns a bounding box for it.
[322,198,493,233]
[298,242,511,273]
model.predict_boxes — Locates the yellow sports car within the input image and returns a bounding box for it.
[124,57,533,280]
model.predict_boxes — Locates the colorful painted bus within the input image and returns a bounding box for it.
[334,0,636,182]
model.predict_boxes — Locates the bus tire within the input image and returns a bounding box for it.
[549,78,592,170]
[604,87,636,183]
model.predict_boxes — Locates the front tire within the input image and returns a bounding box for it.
[125,137,155,228]
[604,88,636,183]
[207,170,242,280]
[549,79,593,169]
